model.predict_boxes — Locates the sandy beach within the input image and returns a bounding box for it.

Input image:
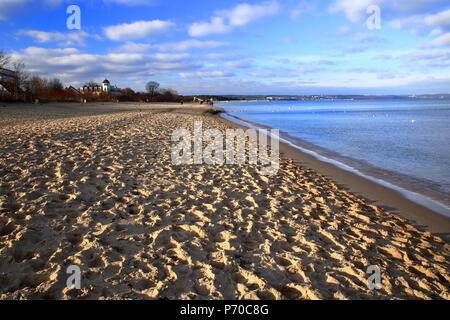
[0,102,449,300]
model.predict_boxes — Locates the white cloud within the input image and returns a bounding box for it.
[426,9,450,30]
[189,18,231,37]
[325,27,385,52]
[330,0,450,49]
[330,0,449,21]
[329,0,449,31]
[290,0,316,21]
[391,0,449,14]
[23,46,81,55]
[151,53,190,62]
[113,40,230,53]
[18,30,90,46]
[274,55,342,65]
[225,1,279,26]
[329,0,382,22]
[429,28,443,36]
[48,54,99,66]
[189,1,280,37]
[204,52,247,60]
[105,53,144,64]
[226,60,252,68]
[155,40,230,51]
[431,33,450,47]
[9,46,201,88]
[179,71,232,78]
[298,67,322,73]
[388,14,431,35]
[0,0,27,20]
[0,0,156,20]
[115,42,153,53]
[399,49,450,67]
[103,20,175,41]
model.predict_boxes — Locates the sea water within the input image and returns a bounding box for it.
[218,99,450,213]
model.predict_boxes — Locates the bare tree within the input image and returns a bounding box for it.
[146,81,160,96]
[12,61,28,99]
[48,78,64,91]
[122,88,135,96]
[0,50,10,69]
[84,81,99,87]
[28,76,48,95]
[161,88,179,96]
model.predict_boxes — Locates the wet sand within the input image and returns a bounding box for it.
[0,103,448,300]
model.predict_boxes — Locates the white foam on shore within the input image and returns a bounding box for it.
[221,112,450,218]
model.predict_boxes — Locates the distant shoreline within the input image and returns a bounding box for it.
[215,95,450,103]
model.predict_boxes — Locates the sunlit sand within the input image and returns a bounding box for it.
[0,103,448,300]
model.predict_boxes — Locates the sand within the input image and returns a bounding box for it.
[0,102,448,300]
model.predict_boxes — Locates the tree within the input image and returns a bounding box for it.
[84,81,99,87]
[48,78,64,91]
[117,88,137,102]
[13,62,28,85]
[122,88,135,96]
[0,50,10,69]
[161,88,179,96]
[146,81,160,96]
[12,61,28,99]
[28,76,48,95]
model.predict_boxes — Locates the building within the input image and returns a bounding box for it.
[79,79,121,95]
[0,67,22,97]
[64,86,81,96]
[102,79,110,93]
[0,67,15,81]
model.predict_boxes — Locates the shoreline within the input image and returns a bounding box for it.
[215,100,450,214]
[0,102,449,300]
[217,112,450,240]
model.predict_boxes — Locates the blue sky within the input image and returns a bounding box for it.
[1,0,450,95]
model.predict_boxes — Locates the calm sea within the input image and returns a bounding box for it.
[218,99,450,214]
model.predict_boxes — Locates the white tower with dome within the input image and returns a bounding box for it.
[102,79,110,93]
